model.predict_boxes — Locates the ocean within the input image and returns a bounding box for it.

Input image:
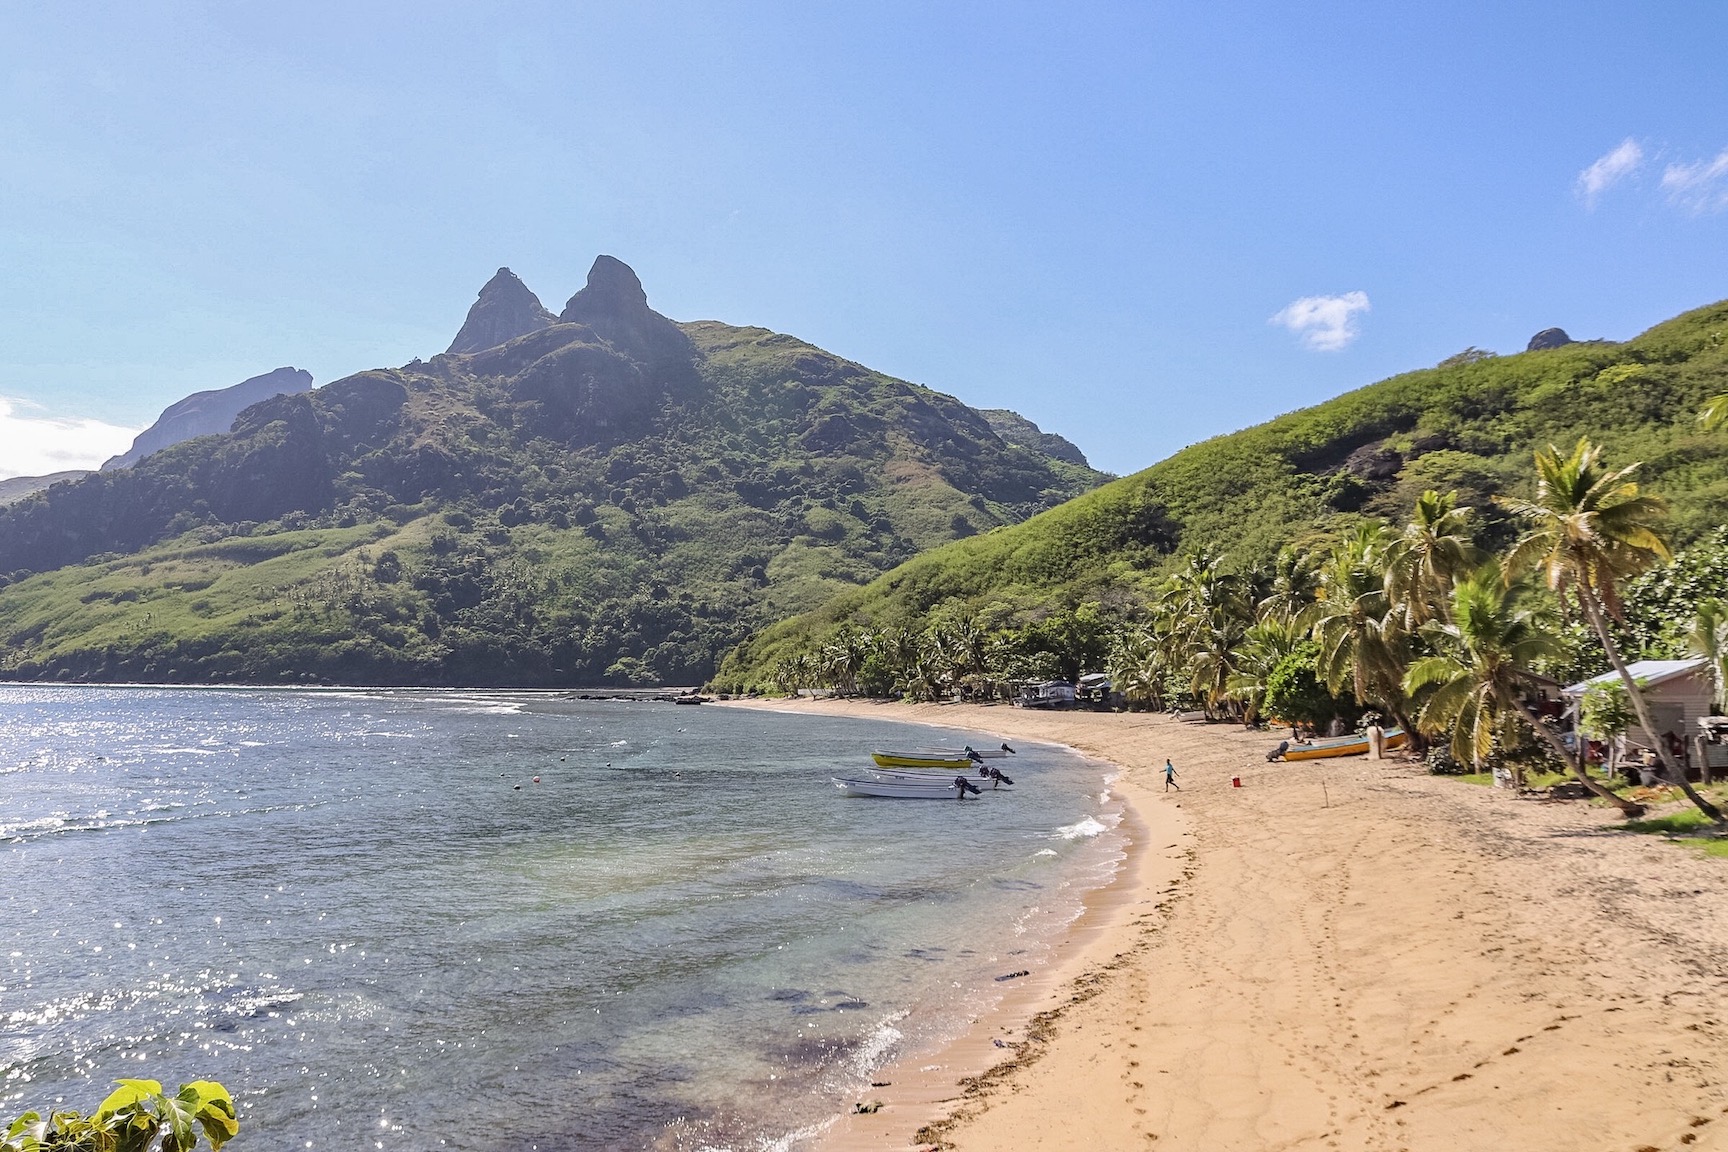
[0,687,1126,1150]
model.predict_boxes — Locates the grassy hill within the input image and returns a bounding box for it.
[0,259,1103,686]
[714,300,1728,690]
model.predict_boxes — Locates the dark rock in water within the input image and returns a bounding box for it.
[1527,328,1573,352]
[447,268,556,355]
[104,367,314,470]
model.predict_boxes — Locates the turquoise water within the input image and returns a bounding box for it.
[0,688,1125,1149]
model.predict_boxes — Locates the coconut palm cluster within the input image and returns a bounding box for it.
[768,433,1728,829]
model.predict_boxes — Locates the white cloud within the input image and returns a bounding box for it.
[0,397,140,479]
[1662,148,1728,213]
[1576,138,1645,208]
[1270,291,1371,352]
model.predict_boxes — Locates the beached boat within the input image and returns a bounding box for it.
[833,776,983,799]
[866,766,1014,788]
[870,745,1010,769]
[1280,728,1406,761]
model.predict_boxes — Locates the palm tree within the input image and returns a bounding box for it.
[820,629,869,696]
[1702,392,1728,431]
[1498,437,1724,824]
[1187,616,1248,719]
[1689,598,1728,714]
[1385,489,1478,629]
[1109,626,1166,711]
[1405,568,1642,813]
[1227,616,1306,725]
[1254,545,1323,625]
[1309,522,1417,738]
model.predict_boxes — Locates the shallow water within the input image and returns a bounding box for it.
[0,687,1124,1149]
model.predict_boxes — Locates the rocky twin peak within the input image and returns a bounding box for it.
[446,267,556,355]
[446,256,687,363]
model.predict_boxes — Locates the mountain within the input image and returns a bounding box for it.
[978,409,1091,466]
[103,367,315,470]
[0,257,1103,686]
[714,299,1728,689]
[446,267,556,354]
[0,471,91,507]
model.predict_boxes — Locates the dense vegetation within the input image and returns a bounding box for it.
[0,259,1102,686]
[717,300,1728,690]
[4,1077,237,1151]
[733,427,1728,824]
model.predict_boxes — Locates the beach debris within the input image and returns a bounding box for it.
[869,1080,892,1088]
[994,969,1030,982]
[853,1100,884,1114]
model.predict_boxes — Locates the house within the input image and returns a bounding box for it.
[1562,658,1728,776]
[1013,681,1076,709]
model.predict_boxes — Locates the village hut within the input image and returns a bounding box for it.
[1563,658,1728,781]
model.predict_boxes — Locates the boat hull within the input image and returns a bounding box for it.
[1281,728,1406,761]
[833,777,979,799]
[870,751,976,769]
[867,767,1012,787]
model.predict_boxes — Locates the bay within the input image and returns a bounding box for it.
[0,687,1124,1150]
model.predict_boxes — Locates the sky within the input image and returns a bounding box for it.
[2,1,1726,479]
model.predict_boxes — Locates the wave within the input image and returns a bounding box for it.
[850,1010,908,1077]
[1,801,321,844]
[1053,816,1108,840]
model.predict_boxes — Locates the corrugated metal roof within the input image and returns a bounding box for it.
[1563,658,1706,695]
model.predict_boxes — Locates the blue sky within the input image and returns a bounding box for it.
[2,1,1726,478]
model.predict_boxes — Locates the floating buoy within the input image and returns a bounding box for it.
[532,776,540,783]
[513,784,521,790]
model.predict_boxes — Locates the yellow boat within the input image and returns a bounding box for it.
[870,750,977,769]
[1280,728,1406,761]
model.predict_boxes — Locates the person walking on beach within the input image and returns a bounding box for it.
[1163,758,1180,791]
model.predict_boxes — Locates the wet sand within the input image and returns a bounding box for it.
[720,697,1728,1152]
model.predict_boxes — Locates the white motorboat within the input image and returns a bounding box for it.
[832,776,984,799]
[866,766,1014,788]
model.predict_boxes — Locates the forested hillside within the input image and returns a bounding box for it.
[716,300,1728,690]
[0,258,1103,685]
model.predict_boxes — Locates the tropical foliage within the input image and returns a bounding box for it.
[728,431,1728,825]
[3,1079,237,1152]
[723,298,1728,684]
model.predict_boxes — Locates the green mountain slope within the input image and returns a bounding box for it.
[0,257,1104,686]
[715,300,1728,689]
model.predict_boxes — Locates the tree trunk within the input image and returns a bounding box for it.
[1508,691,1645,816]
[1578,586,1725,825]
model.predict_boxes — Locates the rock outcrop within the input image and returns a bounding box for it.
[979,409,1094,468]
[1527,328,1574,351]
[103,367,315,470]
[557,255,691,365]
[446,268,556,355]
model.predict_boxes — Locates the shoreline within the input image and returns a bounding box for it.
[716,697,1192,1150]
[720,696,1728,1152]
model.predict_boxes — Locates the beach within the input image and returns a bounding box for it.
[721,698,1728,1151]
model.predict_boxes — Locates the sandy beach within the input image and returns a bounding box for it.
[721,697,1728,1152]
